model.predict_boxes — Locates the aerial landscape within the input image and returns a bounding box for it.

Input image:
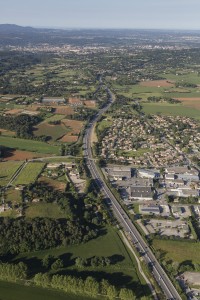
[0,1,200,300]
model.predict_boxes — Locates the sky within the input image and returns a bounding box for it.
[1,0,200,30]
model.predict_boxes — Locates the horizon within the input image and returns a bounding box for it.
[1,0,200,31]
[2,23,200,32]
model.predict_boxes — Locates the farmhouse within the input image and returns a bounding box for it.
[42,97,66,104]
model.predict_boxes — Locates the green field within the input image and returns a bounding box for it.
[161,72,200,85]
[15,226,145,293]
[0,281,95,300]
[0,161,23,186]
[25,203,67,219]
[0,136,60,155]
[152,239,200,263]
[117,148,151,158]
[13,162,45,185]
[142,102,200,120]
[5,188,22,204]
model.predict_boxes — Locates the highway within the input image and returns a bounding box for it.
[83,88,182,300]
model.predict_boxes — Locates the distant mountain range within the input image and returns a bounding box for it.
[0,24,39,33]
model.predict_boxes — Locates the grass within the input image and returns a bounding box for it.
[0,161,23,186]
[117,148,151,158]
[5,189,22,204]
[0,281,95,300]
[25,203,67,219]
[152,239,200,263]
[34,123,67,142]
[142,102,200,120]
[15,226,144,292]
[0,136,60,155]
[13,162,45,185]
[161,71,200,85]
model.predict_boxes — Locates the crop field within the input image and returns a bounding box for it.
[3,149,45,161]
[59,135,78,143]
[13,162,45,185]
[142,102,200,120]
[61,119,84,135]
[52,105,74,115]
[0,281,94,300]
[152,239,200,264]
[0,136,60,155]
[25,202,67,219]
[0,161,23,186]
[139,80,174,87]
[175,97,200,110]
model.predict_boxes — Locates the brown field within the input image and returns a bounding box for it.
[3,149,43,161]
[59,135,78,143]
[83,100,96,108]
[62,119,83,134]
[5,109,23,115]
[53,105,74,115]
[175,97,200,110]
[38,176,66,191]
[68,97,82,105]
[0,129,15,136]
[28,105,42,111]
[140,80,174,87]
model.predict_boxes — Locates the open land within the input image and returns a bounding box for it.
[13,162,45,185]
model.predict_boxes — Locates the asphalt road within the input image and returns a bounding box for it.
[83,88,182,300]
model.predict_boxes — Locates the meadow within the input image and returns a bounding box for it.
[13,162,45,185]
[25,202,67,219]
[141,102,200,120]
[0,136,60,155]
[15,226,146,294]
[152,239,200,264]
[0,161,23,186]
[0,281,95,300]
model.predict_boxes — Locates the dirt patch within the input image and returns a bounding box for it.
[53,106,74,115]
[59,135,78,143]
[140,80,174,87]
[5,109,23,115]
[38,176,66,191]
[61,119,83,135]
[3,149,43,161]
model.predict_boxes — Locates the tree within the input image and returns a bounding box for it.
[107,285,118,299]
[84,276,99,297]
[119,288,136,300]
[42,254,54,269]
[75,257,87,268]
[51,258,64,271]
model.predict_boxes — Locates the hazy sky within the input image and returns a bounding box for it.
[1,0,200,30]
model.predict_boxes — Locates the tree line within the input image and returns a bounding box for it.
[0,217,97,255]
[34,273,136,299]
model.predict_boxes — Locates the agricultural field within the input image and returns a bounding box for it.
[2,149,44,161]
[152,239,200,264]
[25,202,67,219]
[13,162,45,185]
[0,161,23,186]
[52,105,74,115]
[142,102,200,120]
[0,136,60,155]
